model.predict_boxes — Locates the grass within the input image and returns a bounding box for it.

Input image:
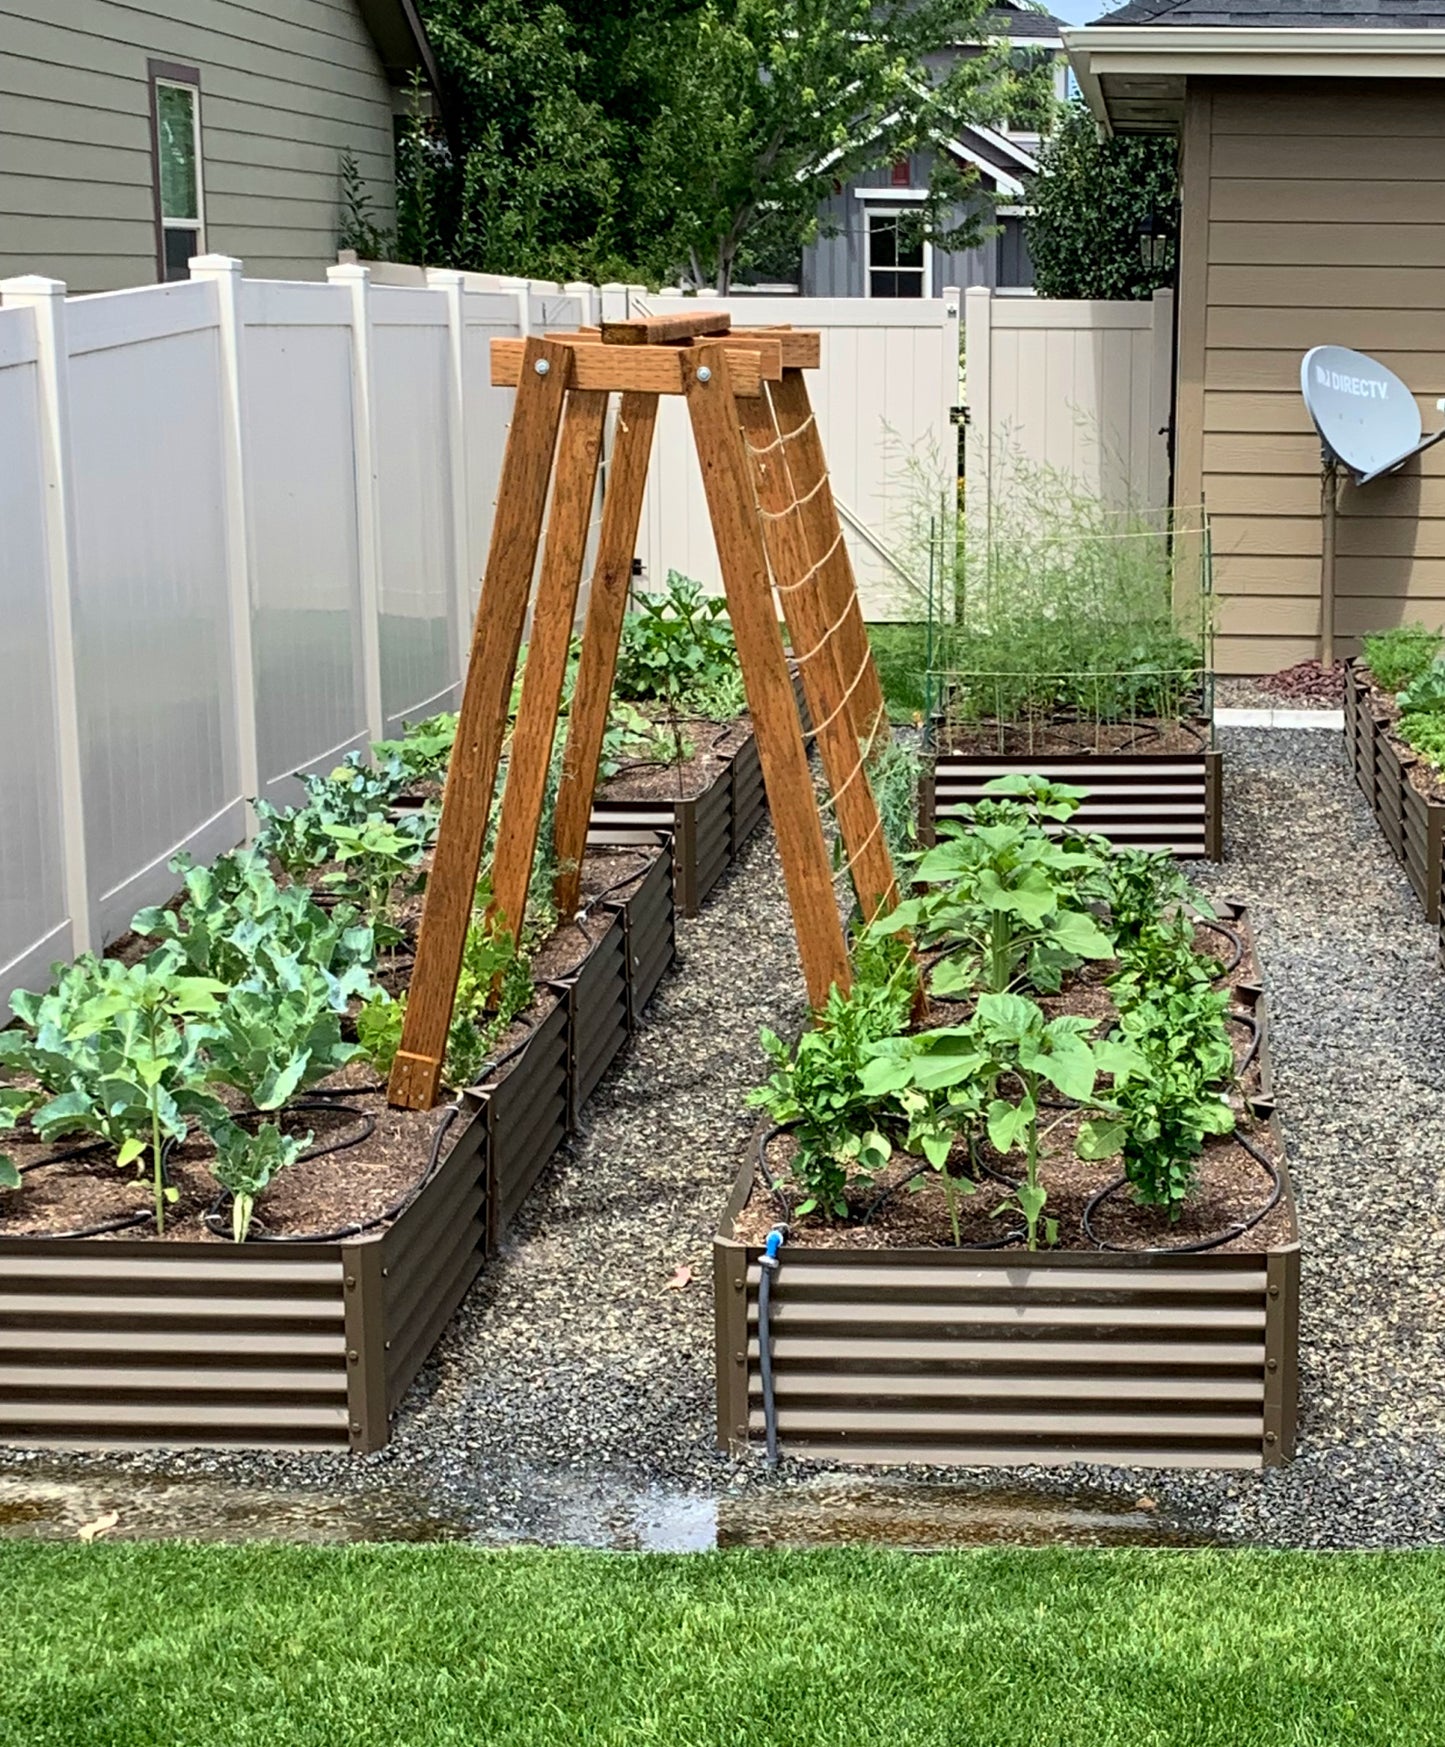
[866,621,931,722]
[0,1544,1443,1745]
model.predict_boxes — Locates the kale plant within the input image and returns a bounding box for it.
[614,572,742,718]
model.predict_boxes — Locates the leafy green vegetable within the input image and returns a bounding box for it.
[3,952,228,1233]
[872,775,1114,998]
[208,1119,311,1243]
[199,966,359,1111]
[614,572,743,721]
[748,960,915,1220]
[320,814,430,946]
[1362,623,1442,695]
[371,713,458,785]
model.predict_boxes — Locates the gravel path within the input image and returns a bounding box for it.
[9,727,1445,1549]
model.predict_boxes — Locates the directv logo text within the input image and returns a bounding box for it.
[1315,365,1389,400]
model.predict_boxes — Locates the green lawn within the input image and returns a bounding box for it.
[0,1545,1442,1746]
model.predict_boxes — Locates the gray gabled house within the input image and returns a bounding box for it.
[801,2,1068,298]
[0,0,440,293]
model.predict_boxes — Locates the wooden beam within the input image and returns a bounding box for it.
[491,338,775,395]
[727,329,821,371]
[487,388,608,951]
[769,367,888,750]
[551,391,661,917]
[387,336,573,1110]
[684,340,851,1009]
[601,311,731,345]
[739,384,899,929]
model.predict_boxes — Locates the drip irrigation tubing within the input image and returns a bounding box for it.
[1081,1127,1281,1255]
[35,1138,181,1241]
[208,1101,462,1244]
[1226,1008,1262,1077]
[1196,915,1245,979]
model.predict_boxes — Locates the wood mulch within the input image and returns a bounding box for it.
[936,716,1211,758]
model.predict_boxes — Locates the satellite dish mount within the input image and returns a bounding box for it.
[1300,346,1445,666]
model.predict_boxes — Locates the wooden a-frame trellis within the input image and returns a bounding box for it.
[388,309,899,1111]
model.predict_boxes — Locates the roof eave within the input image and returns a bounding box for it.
[1064,25,1445,135]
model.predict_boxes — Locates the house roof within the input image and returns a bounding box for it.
[1068,6,1445,133]
[1096,0,1445,23]
[984,3,1071,38]
[355,0,442,93]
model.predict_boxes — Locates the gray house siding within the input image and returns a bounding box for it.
[0,0,399,292]
[802,155,1004,298]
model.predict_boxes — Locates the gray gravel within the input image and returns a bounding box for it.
[10,727,1445,1549]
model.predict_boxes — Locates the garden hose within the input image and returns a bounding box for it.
[758,1226,787,1467]
[1081,1127,1282,1255]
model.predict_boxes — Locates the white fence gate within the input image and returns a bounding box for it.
[626,289,962,620]
[965,287,1174,517]
[1,261,956,1008]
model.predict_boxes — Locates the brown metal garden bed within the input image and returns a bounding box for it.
[1343,660,1445,925]
[921,747,1224,861]
[0,842,675,1456]
[713,917,1298,1474]
[587,673,807,917]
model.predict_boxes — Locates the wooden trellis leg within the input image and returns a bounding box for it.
[388,337,573,1111]
[685,340,851,1008]
[551,390,660,917]
[769,368,888,750]
[737,385,899,929]
[487,388,608,945]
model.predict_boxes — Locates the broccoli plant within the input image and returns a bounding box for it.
[2,952,228,1233]
[207,1118,312,1243]
[371,712,458,784]
[320,814,430,947]
[132,850,376,997]
[614,571,743,729]
[199,964,359,1111]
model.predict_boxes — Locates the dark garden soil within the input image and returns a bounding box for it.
[734,911,1284,1257]
[1357,667,1445,805]
[936,716,1211,758]
[0,846,660,1245]
[598,714,751,802]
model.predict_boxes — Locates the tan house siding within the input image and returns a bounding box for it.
[1178,78,1445,675]
[0,0,399,292]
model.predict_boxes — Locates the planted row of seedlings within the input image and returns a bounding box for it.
[1343,626,1445,936]
[717,776,1297,1471]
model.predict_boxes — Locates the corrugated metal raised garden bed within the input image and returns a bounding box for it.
[0,843,674,1455]
[588,671,806,917]
[921,732,1224,861]
[715,903,1298,1473]
[1343,659,1445,926]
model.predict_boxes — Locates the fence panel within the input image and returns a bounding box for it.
[240,279,369,798]
[0,305,72,996]
[66,281,244,942]
[628,291,961,619]
[371,285,458,735]
[965,288,1174,519]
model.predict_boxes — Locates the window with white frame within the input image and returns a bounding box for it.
[149,62,205,282]
[1001,46,1067,138]
[866,210,929,299]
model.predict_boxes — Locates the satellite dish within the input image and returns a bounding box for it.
[1300,345,1445,486]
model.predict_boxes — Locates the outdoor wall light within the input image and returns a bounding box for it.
[1137,206,1176,275]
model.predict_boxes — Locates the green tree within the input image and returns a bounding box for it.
[637,0,1043,292]
[1025,100,1180,302]
[413,0,1047,290]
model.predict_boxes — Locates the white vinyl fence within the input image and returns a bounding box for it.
[0,260,954,1008]
[965,287,1174,518]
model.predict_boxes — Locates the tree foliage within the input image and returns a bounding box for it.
[407,0,1049,289]
[1025,101,1180,302]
